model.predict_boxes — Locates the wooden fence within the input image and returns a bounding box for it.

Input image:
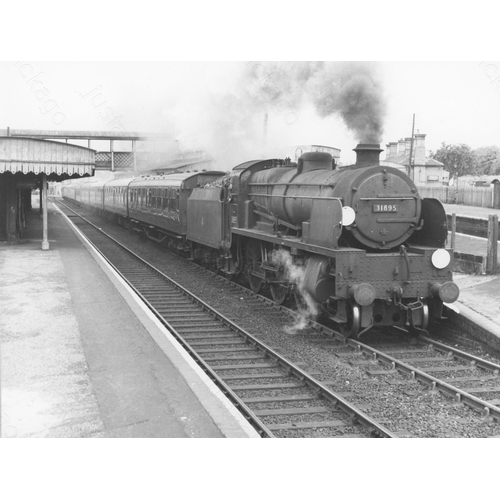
[419,183,500,208]
[449,213,499,274]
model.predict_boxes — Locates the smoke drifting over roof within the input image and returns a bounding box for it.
[172,61,386,168]
[243,61,386,143]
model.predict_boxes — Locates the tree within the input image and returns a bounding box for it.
[430,143,475,178]
[473,146,500,175]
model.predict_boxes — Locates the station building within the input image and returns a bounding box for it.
[0,128,182,247]
[0,136,94,246]
[382,133,449,186]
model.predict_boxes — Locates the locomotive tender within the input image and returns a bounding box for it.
[62,143,459,337]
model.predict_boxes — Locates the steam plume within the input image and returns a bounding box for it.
[272,250,318,335]
[173,61,386,167]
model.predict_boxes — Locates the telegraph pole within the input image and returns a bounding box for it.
[408,114,416,181]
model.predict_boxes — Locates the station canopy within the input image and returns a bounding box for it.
[0,137,94,181]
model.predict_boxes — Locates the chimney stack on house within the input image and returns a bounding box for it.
[404,137,413,157]
[398,139,406,156]
[414,133,426,165]
[385,142,398,160]
[387,133,428,166]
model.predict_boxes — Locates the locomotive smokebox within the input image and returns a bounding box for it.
[353,143,383,168]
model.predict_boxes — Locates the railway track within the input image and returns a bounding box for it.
[327,333,500,421]
[56,199,500,437]
[56,200,395,438]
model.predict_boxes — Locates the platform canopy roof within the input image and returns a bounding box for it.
[0,128,170,141]
[0,137,95,181]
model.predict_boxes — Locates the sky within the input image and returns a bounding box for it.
[2,60,500,169]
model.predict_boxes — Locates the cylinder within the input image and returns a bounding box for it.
[302,255,335,303]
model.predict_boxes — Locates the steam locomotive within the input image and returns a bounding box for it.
[62,143,459,337]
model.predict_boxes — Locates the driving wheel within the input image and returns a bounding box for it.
[246,241,264,293]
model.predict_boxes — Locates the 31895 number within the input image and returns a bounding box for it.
[373,204,398,212]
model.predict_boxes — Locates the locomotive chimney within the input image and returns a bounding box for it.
[353,143,383,167]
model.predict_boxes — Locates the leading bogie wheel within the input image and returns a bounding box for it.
[339,302,361,338]
[270,283,289,305]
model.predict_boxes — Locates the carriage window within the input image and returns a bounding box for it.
[168,192,176,211]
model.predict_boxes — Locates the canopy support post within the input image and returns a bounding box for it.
[42,173,49,250]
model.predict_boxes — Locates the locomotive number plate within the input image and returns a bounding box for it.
[373,204,398,212]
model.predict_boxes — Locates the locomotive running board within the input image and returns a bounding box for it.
[231,227,363,259]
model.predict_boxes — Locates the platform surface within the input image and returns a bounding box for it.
[0,202,259,438]
[440,202,500,342]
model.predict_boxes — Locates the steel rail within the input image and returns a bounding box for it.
[112,216,500,424]
[349,341,500,420]
[58,201,397,438]
[201,265,500,422]
[419,335,500,374]
[60,204,274,438]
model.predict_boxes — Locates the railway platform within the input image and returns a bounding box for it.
[0,201,259,438]
[442,202,500,350]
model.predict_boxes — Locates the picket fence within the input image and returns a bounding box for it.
[418,184,499,208]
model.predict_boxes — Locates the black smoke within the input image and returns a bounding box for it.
[244,61,386,143]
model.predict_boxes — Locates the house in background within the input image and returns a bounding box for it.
[381,133,449,186]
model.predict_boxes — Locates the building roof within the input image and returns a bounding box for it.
[0,137,94,180]
[385,154,409,165]
[385,153,444,167]
[424,158,444,167]
[0,128,170,141]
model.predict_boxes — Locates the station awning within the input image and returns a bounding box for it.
[0,137,95,181]
[0,161,93,179]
